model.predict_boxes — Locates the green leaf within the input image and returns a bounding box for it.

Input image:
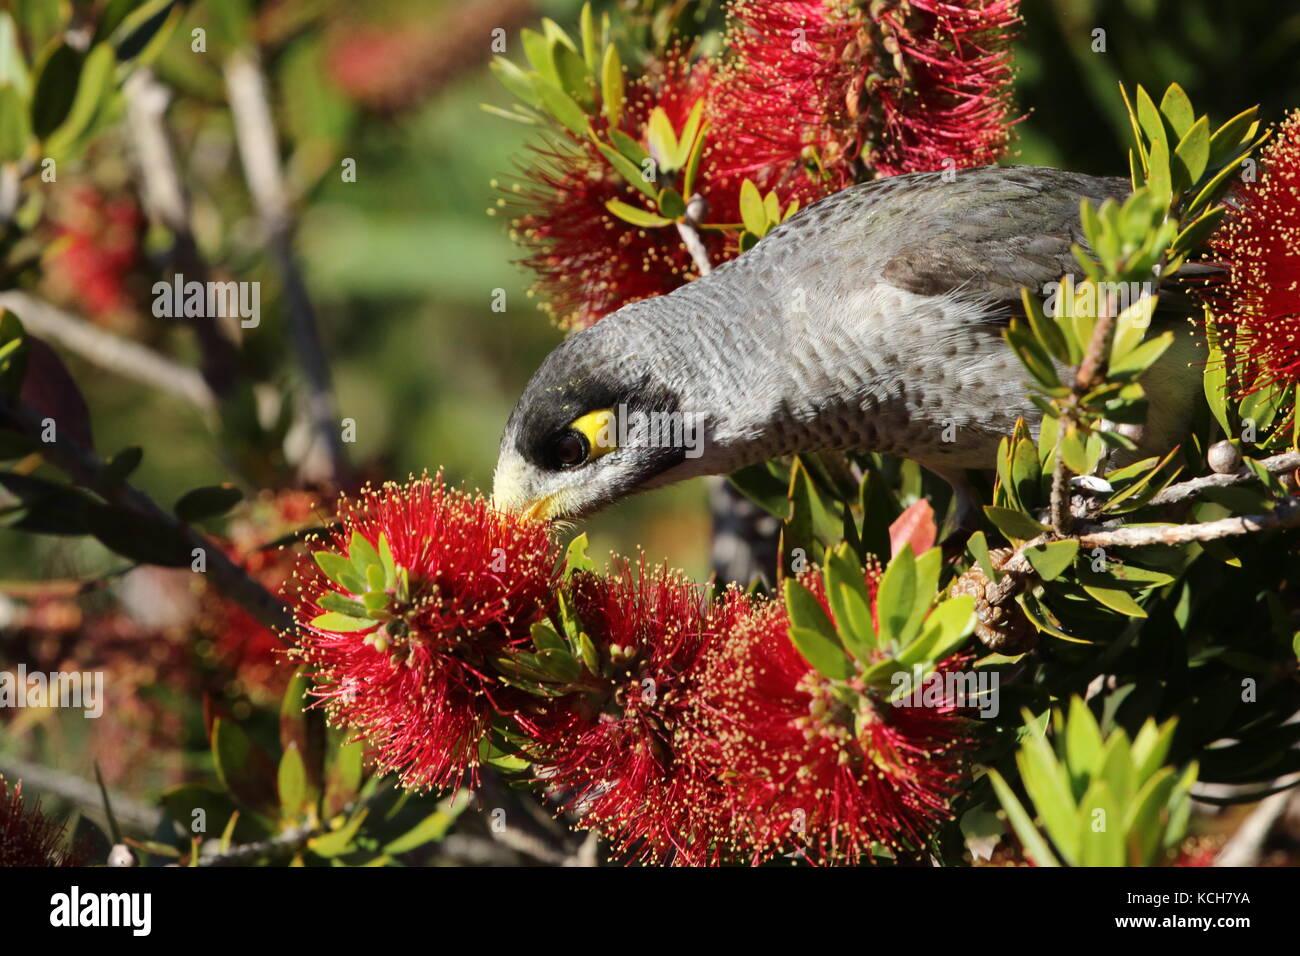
[968,530,1000,582]
[595,142,657,200]
[578,3,599,72]
[314,551,364,593]
[987,768,1061,867]
[0,84,32,162]
[45,41,114,155]
[897,595,975,666]
[1146,136,1172,204]
[600,43,622,126]
[174,483,244,523]
[1173,115,1211,188]
[983,506,1046,542]
[551,40,591,108]
[348,530,381,578]
[520,28,559,87]
[310,611,378,633]
[1022,287,1070,365]
[1017,725,1081,862]
[1135,85,1167,153]
[646,107,678,170]
[382,793,469,855]
[788,626,853,680]
[738,179,767,237]
[1202,327,1233,435]
[310,808,368,858]
[604,198,672,229]
[1064,697,1105,790]
[1024,540,1079,582]
[377,533,397,589]
[535,80,587,136]
[29,42,81,139]
[0,13,30,97]
[874,546,916,646]
[657,187,685,220]
[1057,424,1092,475]
[278,744,307,819]
[682,117,708,198]
[784,579,850,680]
[1077,780,1124,866]
[564,532,594,575]
[324,735,363,818]
[675,99,706,170]
[1157,83,1195,139]
[824,545,876,657]
[1208,106,1259,167]
[1082,585,1148,618]
[784,576,837,641]
[490,57,541,109]
[1124,767,1177,865]
[318,592,369,618]
[212,718,278,818]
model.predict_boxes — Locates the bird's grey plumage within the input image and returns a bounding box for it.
[494,165,1204,521]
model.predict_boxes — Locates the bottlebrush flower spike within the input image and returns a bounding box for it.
[290,473,560,792]
[711,0,1020,188]
[866,0,1021,176]
[691,564,976,865]
[0,776,88,867]
[504,55,724,329]
[1200,110,1300,399]
[512,558,745,865]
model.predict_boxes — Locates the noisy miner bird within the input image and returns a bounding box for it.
[493,165,1205,522]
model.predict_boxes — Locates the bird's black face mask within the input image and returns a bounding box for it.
[493,336,690,520]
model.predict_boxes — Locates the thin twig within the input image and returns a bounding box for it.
[0,291,218,417]
[224,50,348,486]
[675,220,713,277]
[1075,502,1300,549]
[1213,787,1297,867]
[124,68,241,398]
[1050,293,1119,535]
[196,822,322,867]
[0,756,163,833]
[1148,451,1300,507]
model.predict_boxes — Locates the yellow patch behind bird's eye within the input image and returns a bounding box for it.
[570,408,617,458]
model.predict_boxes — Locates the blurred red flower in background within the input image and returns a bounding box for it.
[45,186,143,324]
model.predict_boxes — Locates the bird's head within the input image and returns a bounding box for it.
[492,320,706,522]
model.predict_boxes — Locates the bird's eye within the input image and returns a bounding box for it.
[552,430,589,468]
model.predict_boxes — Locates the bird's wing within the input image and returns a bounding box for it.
[871,166,1131,306]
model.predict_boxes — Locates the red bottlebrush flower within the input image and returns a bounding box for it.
[710,0,1019,189]
[691,565,975,865]
[506,3,1018,330]
[513,559,745,865]
[46,186,142,321]
[325,1,531,114]
[506,54,727,330]
[1199,110,1300,399]
[0,777,89,867]
[864,0,1021,176]
[290,474,560,792]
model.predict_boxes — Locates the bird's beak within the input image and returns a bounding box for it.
[520,495,557,522]
[492,455,560,522]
